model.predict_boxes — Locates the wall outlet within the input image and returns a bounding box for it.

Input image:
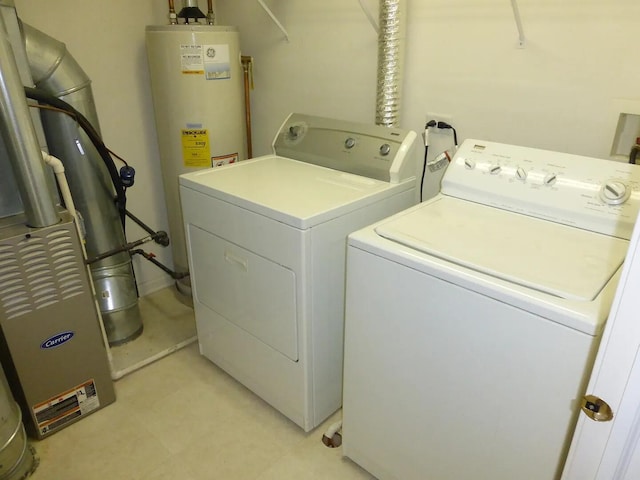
[609,99,640,161]
[426,112,453,129]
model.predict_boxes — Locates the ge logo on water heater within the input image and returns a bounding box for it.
[40,331,75,349]
[206,47,216,58]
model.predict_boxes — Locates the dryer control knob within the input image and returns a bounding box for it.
[515,167,527,181]
[600,181,629,205]
[379,143,391,156]
[345,137,356,149]
[464,158,476,170]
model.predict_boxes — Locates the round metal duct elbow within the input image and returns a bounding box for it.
[376,0,406,128]
[21,21,142,346]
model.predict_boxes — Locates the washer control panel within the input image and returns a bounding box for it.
[442,139,640,239]
[273,113,418,184]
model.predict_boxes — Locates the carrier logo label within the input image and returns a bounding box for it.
[41,331,75,349]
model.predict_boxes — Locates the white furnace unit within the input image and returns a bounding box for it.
[342,139,640,479]
[179,113,417,431]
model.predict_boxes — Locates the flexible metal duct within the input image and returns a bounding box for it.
[21,22,143,346]
[0,10,58,228]
[375,0,406,128]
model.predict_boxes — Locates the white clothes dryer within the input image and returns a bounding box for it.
[179,113,418,431]
[342,139,640,480]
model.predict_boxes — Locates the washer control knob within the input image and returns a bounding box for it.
[515,167,527,181]
[464,158,476,170]
[600,181,629,205]
[379,143,391,156]
[544,173,558,186]
[489,164,502,175]
[345,137,356,149]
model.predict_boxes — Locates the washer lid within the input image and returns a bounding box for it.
[179,156,402,229]
[375,196,629,301]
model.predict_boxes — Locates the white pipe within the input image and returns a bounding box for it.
[323,419,342,439]
[321,419,343,448]
[110,336,197,380]
[41,151,77,219]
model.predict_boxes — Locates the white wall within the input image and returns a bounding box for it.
[216,0,640,159]
[13,0,640,293]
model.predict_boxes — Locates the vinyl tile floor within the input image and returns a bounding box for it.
[28,325,373,480]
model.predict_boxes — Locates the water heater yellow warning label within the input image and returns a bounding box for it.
[181,129,210,167]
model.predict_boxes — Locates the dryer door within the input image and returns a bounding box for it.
[189,225,298,361]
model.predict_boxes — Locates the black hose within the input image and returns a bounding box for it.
[125,209,169,246]
[24,86,127,226]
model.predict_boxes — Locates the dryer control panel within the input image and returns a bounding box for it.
[442,139,640,239]
[272,113,417,184]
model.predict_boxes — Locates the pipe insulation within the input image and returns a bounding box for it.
[375,0,406,128]
[0,12,58,228]
[21,21,143,346]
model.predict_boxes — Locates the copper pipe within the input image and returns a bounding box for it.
[168,0,177,24]
[207,0,215,24]
[241,56,254,159]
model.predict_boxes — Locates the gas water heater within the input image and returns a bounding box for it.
[146,24,247,297]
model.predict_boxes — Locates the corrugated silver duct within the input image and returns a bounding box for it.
[375,0,406,128]
[21,22,143,346]
[0,10,58,228]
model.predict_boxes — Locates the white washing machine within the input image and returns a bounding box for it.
[179,113,418,431]
[342,139,640,480]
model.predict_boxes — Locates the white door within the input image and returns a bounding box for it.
[561,210,640,479]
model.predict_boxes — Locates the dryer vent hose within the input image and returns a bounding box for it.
[375,0,406,128]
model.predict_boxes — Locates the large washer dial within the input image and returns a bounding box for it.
[543,173,558,186]
[515,167,527,182]
[600,180,630,205]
